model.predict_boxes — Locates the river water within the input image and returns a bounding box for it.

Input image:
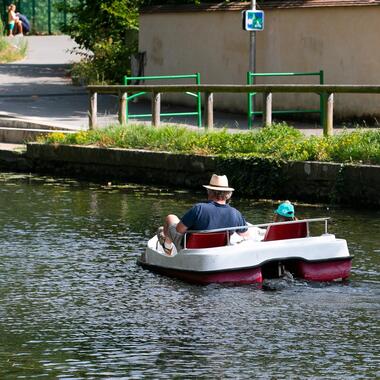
[0,173,378,379]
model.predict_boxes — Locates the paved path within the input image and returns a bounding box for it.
[0,35,372,136]
[0,142,25,151]
[0,36,105,130]
[21,35,85,65]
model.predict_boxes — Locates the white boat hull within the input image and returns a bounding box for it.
[138,233,352,284]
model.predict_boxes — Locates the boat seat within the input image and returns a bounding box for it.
[185,232,229,249]
[263,221,308,241]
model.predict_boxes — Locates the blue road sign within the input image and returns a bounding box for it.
[243,10,264,31]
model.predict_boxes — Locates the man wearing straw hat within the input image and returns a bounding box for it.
[158,174,249,255]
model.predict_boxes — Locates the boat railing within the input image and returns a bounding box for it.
[184,217,330,248]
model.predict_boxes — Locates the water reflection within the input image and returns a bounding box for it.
[0,173,378,379]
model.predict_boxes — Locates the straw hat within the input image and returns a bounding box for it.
[203,174,234,192]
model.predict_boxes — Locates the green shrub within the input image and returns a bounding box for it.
[326,129,380,164]
[70,35,136,85]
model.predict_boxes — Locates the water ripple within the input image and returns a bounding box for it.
[0,173,378,379]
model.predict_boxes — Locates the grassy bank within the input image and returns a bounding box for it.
[0,34,27,63]
[39,124,380,165]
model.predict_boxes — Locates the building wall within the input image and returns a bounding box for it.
[139,4,380,120]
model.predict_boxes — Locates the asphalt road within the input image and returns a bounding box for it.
[0,35,115,130]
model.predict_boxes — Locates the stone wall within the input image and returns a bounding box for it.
[0,143,379,206]
[6,143,375,208]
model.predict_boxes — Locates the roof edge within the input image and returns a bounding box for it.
[141,1,380,14]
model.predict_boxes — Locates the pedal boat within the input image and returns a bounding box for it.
[138,218,352,285]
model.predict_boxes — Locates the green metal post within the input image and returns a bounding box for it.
[63,0,67,30]
[247,72,253,129]
[196,72,202,128]
[123,73,201,125]
[32,0,36,32]
[319,70,325,128]
[125,74,199,81]
[246,70,324,123]
[48,0,51,34]
[123,76,129,123]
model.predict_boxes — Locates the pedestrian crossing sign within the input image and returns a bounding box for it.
[243,10,264,31]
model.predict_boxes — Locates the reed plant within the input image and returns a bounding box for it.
[0,23,28,63]
[40,124,380,165]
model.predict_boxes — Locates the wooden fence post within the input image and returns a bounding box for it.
[323,92,334,136]
[89,91,97,130]
[204,92,214,130]
[118,92,127,125]
[262,92,272,127]
[152,92,161,127]
[86,85,375,135]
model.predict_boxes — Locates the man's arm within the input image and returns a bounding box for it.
[237,230,251,238]
[176,221,188,234]
[236,212,250,238]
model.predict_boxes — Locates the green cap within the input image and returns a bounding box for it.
[275,202,295,218]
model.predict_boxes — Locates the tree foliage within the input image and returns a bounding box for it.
[60,0,139,50]
[60,0,227,83]
[58,0,143,83]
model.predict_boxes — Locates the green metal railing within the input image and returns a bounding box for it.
[89,83,380,136]
[247,70,324,129]
[123,73,202,127]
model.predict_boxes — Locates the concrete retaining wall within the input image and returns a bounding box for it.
[0,118,76,143]
[283,161,380,205]
[25,143,217,188]
[0,143,379,207]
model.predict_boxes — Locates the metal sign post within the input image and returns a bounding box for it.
[249,0,256,76]
[243,1,264,127]
[250,0,256,120]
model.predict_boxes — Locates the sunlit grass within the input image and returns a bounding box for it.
[0,35,28,63]
[38,123,380,165]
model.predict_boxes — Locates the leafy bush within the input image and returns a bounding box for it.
[326,130,380,164]
[59,0,141,84]
[70,34,137,85]
[59,0,231,83]
[39,124,380,165]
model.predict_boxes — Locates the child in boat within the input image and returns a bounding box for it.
[232,201,298,244]
[274,201,297,222]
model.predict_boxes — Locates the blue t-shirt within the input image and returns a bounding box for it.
[181,201,247,232]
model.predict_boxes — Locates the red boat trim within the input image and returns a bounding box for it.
[137,259,263,284]
[137,256,352,284]
[295,258,352,281]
